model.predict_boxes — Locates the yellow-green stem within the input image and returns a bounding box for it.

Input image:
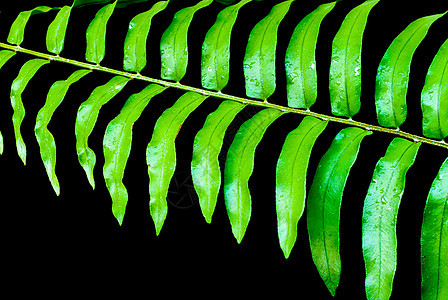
[1,41,447,150]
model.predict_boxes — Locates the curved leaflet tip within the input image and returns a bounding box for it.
[421,157,448,300]
[11,59,50,165]
[35,69,91,196]
[329,0,380,118]
[375,12,447,129]
[160,0,213,82]
[201,0,252,91]
[421,38,448,140]
[307,127,371,296]
[276,116,328,259]
[75,75,131,189]
[123,0,169,73]
[147,92,208,235]
[286,1,336,109]
[191,100,246,224]
[224,108,284,243]
[362,138,420,300]
[104,84,167,225]
[244,0,293,100]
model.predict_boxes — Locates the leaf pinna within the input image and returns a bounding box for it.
[1,1,448,298]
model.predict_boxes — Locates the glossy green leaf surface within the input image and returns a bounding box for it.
[243,0,293,100]
[104,84,167,225]
[421,157,448,300]
[276,116,328,258]
[46,5,72,55]
[0,50,17,155]
[224,108,284,243]
[160,0,213,82]
[307,127,371,296]
[329,0,380,118]
[147,92,208,235]
[7,6,57,46]
[375,12,446,129]
[286,1,336,109]
[85,0,117,64]
[11,59,50,165]
[421,38,448,140]
[35,69,92,195]
[362,138,420,300]
[201,0,251,91]
[123,0,169,73]
[75,75,131,188]
[191,100,246,224]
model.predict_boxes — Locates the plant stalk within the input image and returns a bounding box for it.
[1,41,447,150]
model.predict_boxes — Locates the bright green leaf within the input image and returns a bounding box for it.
[329,0,380,118]
[224,108,284,243]
[46,5,72,55]
[244,0,293,100]
[147,92,208,235]
[362,138,420,300]
[276,116,328,258]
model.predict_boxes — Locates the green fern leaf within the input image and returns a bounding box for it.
[75,75,131,189]
[35,69,92,196]
[362,138,421,300]
[307,126,371,296]
[0,50,16,155]
[201,0,252,91]
[243,0,293,100]
[421,157,448,300]
[7,6,58,46]
[224,108,284,243]
[421,38,448,140]
[123,0,169,73]
[329,0,380,118]
[46,5,72,55]
[104,84,167,225]
[191,100,246,224]
[375,12,447,129]
[276,116,328,258]
[160,0,213,82]
[85,0,117,64]
[286,1,336,109]
[147,92,208,235]
[11,59,50,165]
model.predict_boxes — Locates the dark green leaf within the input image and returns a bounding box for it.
[307,127,371,296]
[421,157,448,300]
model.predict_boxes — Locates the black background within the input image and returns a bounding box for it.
[0,0,447,298]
